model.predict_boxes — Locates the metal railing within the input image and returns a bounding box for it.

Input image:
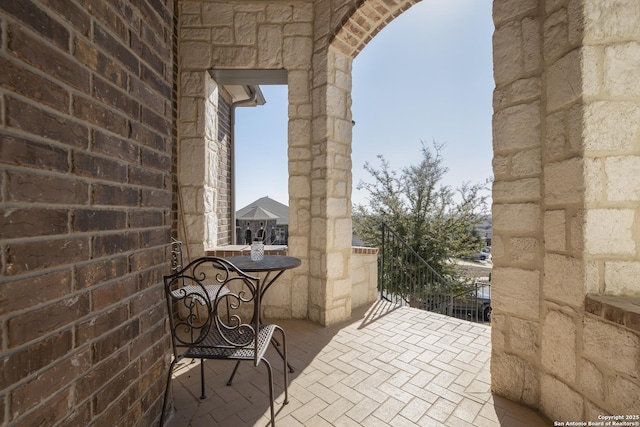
[378,222,491,324]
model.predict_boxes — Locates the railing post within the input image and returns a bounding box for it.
[379,222,385,299]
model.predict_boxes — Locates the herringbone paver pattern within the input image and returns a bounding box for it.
[164,300,549,426]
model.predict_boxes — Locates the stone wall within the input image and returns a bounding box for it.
[176,0,422,326]
[491,0,640,420]
[351,247,379,309]
[0,1,174,425]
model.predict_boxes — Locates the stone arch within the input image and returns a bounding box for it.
[329,0,421,58]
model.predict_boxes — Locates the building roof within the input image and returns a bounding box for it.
[237,205,279,221]
[236,196,288,225]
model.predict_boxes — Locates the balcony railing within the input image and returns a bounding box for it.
[378,222,491,324]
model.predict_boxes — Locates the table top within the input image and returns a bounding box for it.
[224,255,301,272]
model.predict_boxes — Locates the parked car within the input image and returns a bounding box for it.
[470,249,491,261]
[452,287,491,322]
[412,282,492,323]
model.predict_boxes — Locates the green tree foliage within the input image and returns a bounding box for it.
[353,141,489,281]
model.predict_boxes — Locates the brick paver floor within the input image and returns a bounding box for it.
[164,300,550,426]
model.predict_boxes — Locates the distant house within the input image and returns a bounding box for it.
[236,196,289,245]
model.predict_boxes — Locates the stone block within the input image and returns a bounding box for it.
[180,41,212,68]
[292,3,312,22]
[585,0,640,40]
[543,9,568,64]
[509,317,539,357]
[512,148,541,177]
[584,157,604,203]
[234,12,257,45]
[257,25,283,68]
[493,178,540,202]
[491,352,539,407]
[327,252,345,279]
[492,267,540,319]
[266,4,293,22]
[582,45,601,97]
[212,46,256,68]
[578,358,605,403]
[492,155,509,178]
[541,310,576,383]
[493,203,540,233]
[605,42,640,97]
[493,102,540,152]
[493,21,523,85]
[604,261,640,296]
[540,375,583,422]
[493,0,538,26]
[544,157,583,205]
[584,101,640,151]
[583,317,640,377]
[546,49,581,112]
[543,254,584,307]
[510,237,538,265]
[523,17,541,72]
[607,374,640,415]
[180,72,204,97]
[605,156,640,201]
[179,140,205,186]
[334,218,351,247]
[283,37,312,69]
[544,210,566,252]
[491,314,506,350]
[201,3,233,26]
[180,28,210,41]
[567,0,584,45]
[584,260,601,294]
[584,209,635,255]
[494,77,541,111]
[545,111,566,161]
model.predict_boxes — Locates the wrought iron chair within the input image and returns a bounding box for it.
[160,256,289,426]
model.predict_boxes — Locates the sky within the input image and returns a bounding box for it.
[234,0,494,210]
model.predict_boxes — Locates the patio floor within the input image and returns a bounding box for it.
[164,300,550,426]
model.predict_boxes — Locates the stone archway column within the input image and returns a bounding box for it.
[305,46,354,326]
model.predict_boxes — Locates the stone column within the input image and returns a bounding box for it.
[490,0,545,408]
[307,46,354,325]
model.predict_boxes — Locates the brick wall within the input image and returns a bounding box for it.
[0,1,174,425]
[216,92,232,245]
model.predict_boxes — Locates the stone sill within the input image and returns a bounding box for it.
[352,246,379,255]
[206,245,288,257]
[585,295,640,333]
[206,246,380,256]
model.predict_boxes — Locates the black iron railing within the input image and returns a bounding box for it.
[378,222,491,324]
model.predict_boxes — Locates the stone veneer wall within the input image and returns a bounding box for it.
[0,1,174,425]
[491,0,640,420]
[177,0,423,327]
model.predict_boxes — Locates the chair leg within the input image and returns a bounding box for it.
[227,360,242,386]
[160,358,179,426]
[200,359,206,399]
[270,337,294,373]
[277,327,289,405]
[262,358,275,427]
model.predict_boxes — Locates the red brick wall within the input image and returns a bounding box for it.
[0,1,174,425]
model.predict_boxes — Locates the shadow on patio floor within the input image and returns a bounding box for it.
[164,300,549,426]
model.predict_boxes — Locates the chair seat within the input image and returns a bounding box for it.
[184,324,276,362]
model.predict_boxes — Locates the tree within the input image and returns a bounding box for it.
[353,141,489,281]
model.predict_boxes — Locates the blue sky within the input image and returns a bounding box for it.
[234,0,494,210]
